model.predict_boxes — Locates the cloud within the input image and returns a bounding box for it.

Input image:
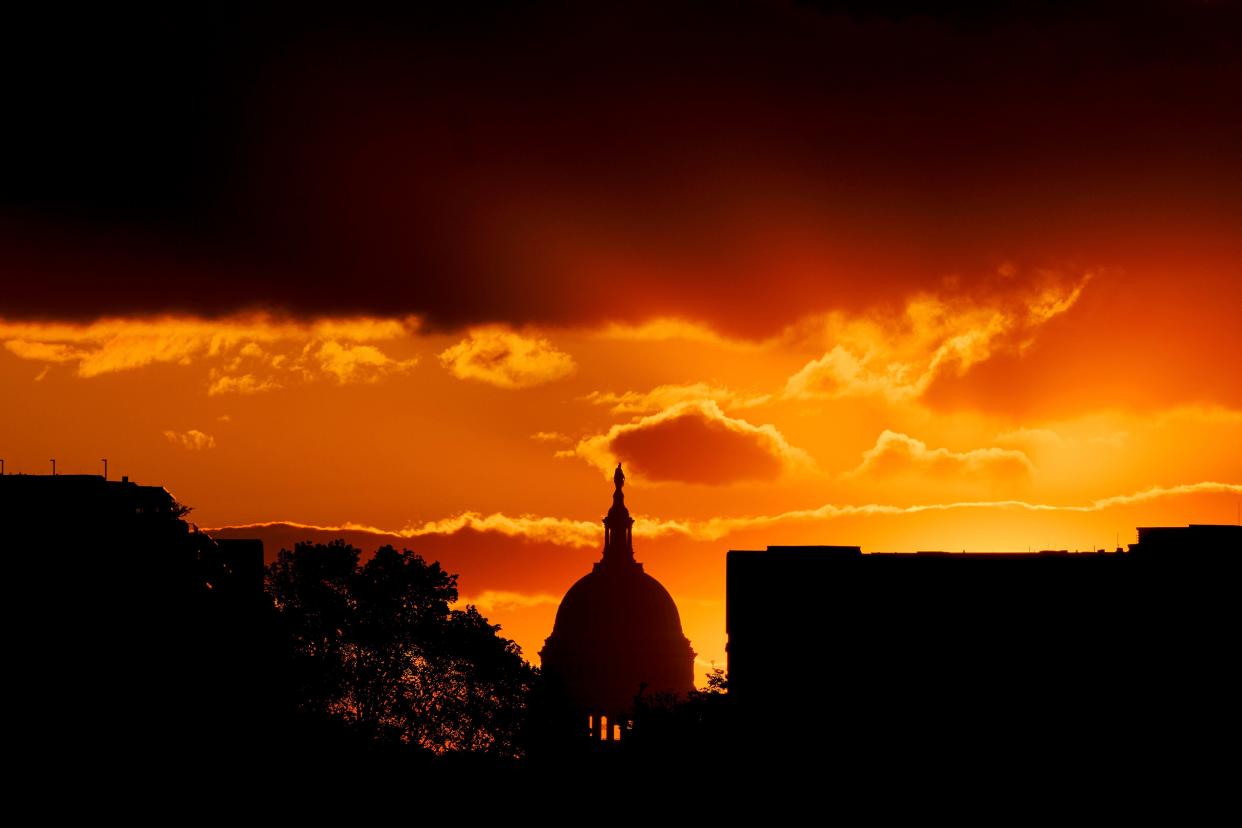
[591,318,763,349]
[454,591,561,614]
[439,327,575,389]
[569,400,813,485]
[531,431,571,443]
[847,430,1034,481]
[211,513,604,548]
[4,340,89,363]
[78,328,203,377]
[649,481,1242,542]
[784,345,906,401]
[0,314,417,393]
[314,341,416,383]
[3,3,1237,345]
[164,429,216,450]
[584,382,770,415]
[206,373,281,396]
[783,271,1092,402]
[207,481,1242,548]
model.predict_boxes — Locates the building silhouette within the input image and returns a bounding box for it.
[0,472,263,594]
[0,472,269,772]
[726,527,1241,768]
[1130,523,1240,557]
[539,464,695,743]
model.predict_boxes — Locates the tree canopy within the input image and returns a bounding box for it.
[624,666,732,761]
[266,540,538,758]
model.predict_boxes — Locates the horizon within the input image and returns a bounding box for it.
[4,468,1239,677]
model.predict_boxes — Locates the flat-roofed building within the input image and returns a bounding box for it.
[726,528,1240,768]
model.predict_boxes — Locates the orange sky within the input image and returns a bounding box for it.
[3,3,1241,682]
[3,265,1240,677]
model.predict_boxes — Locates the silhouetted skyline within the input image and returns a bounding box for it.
[3,3,1240,730]
[4,469,1237,781]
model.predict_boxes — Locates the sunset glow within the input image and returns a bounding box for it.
[3,3,1240,683]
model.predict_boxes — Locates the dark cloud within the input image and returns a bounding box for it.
[2,2,1239,332]
[581,402,808,485]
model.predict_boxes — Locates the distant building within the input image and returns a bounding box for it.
[1,472,186,527]
[726,528,1241,765]
[540,464,695,743]
[1130,523,1240,556]
[0,472,268,769]
[0,472,263,593]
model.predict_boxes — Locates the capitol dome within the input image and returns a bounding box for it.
[539,464,695,741]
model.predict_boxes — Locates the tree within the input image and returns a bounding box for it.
[627,666,732,760]
[265,540,538,758]
[701,666,728,695]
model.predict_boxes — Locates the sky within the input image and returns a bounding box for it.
[2,2,1241,678]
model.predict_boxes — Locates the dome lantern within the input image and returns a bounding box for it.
[602,462,635,565]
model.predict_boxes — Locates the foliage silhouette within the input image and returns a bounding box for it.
[266,540,538,758]
[626,666,732,759]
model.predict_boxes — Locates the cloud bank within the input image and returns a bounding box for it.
[210,482,1242,549]
[1,314,417,393]
[784,272,1092,402]
[568,400,813,485]
[847,430,1034,481]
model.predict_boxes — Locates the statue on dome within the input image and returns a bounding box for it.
[613,462,625,490]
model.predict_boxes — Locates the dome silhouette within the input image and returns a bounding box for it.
[539,463,695,740]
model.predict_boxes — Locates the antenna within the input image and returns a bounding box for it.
[50,458,56,476]
[1,458,4,475]
[101,458,108,480]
